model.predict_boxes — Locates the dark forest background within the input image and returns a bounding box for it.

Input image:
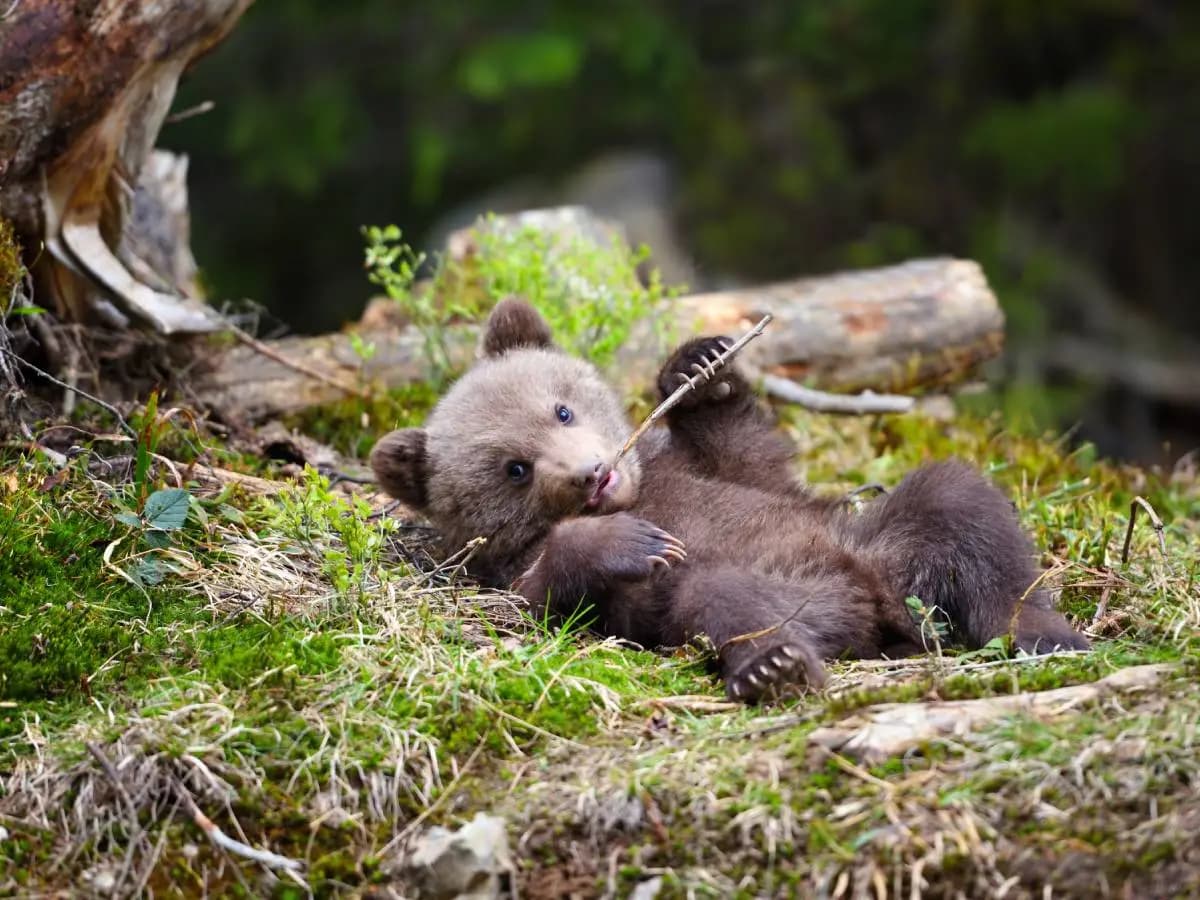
[166,0,1200,464]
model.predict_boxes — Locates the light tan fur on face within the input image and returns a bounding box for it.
[421,347,641,563]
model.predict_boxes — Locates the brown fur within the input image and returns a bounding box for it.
[371,298,1089,702]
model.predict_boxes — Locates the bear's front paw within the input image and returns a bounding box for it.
[723,631,826,703]
[657,336,742,407]
[595,514,687,582]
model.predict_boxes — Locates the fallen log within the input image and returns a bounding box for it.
[195,256,1004,421]
[678,257,1004,393]
[807,663,1172,764]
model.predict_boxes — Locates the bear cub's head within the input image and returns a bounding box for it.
[370,298,641,557]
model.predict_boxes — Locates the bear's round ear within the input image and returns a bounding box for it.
[480,296,555,357]
[370,429,429,510]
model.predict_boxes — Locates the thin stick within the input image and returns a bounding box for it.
[613,314,774,466]
[230,325,368,400]
[165,100,216,124]
[1120,496,1168,565]
[719,594,812,651]
[761,373,914,414]
[0,346,135,437]
[172,777,305,876]
[1005,558,1071,646]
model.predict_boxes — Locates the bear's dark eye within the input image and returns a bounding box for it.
[506,461,532,484]
[556,404,573,424]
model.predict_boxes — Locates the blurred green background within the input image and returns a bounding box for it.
[167,0,1200,464]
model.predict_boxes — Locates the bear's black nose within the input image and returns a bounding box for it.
[572,459,609,490]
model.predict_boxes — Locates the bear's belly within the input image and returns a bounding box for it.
[632,470,841,574]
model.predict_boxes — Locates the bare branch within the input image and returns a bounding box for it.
[172,777,306,877]
[1120,496,1169,566]
[0,345,134,437]
[230,325,368,400]
[164,100,215,124]
[761,373,914,414]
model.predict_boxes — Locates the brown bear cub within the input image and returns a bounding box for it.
[371,298,1089,702]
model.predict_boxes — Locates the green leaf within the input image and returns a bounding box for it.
[217,503,245,524]
[132,557,167,586]
[142,530,171,550]
[115,512,143,528]
[144,488,190,530]
[7,305,46,317]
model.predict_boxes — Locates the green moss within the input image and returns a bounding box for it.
[193,624,345,686]
[0,475,202,705]
[284,381,439,458]
[0,217,21,299]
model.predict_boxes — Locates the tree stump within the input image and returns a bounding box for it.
[0,0,252,333]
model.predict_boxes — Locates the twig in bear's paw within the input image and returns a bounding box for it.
[683,338,731,382]
[615,314,773,467]
[664,336,741,407]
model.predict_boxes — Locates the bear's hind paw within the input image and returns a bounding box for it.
[725,639,826,703]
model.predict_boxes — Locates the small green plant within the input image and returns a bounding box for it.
[905,594,950,651]
[472,220,680,368]
[272,465,399,602]
[362,224,472,386]
[361,216,680,385]
[111,486,192,587]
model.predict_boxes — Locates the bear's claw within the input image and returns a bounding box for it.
[725,637,826,703]
[658,336,742,406]
[599,515,688,581]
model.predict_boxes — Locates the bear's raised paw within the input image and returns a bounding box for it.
[657,336,742,407]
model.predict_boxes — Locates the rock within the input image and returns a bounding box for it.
[562,151,697,288]
[426,150,697,289]
[400,812,515,900]
[82,865,117,895]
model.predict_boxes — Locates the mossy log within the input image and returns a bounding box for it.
[195,257,1004,421]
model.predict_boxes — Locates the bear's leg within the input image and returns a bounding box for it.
[664,563,888,702]
[849,459,1089,653]
[656,337,802,494]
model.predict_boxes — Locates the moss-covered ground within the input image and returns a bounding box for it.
[1,392,1197,899]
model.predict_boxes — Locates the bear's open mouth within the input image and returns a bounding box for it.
[586,469,619,508]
